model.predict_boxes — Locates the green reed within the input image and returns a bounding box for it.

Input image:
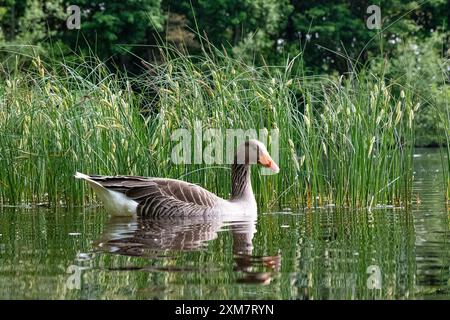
[0,56,152,205]
[297,75,416,208]
[438,94,450,203]
[433,59,450,203]
[0,47,420,209]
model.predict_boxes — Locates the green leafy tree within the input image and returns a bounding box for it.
[61,0,164,63]
[164,0,292,58]
[0,0,27,41]
[370,32,449,146]
[280,1,421,72]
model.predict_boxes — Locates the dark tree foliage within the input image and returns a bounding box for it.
[0,0,448,71]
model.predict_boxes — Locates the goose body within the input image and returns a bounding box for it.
[75,140,279,217]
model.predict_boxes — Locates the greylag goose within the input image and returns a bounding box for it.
[75,139,279,217]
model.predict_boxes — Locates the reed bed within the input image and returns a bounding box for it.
[0,48,422,209]
[438,104,450,204]
[433,58,450,203]
[444,120,450,204]
[437,90,449,203]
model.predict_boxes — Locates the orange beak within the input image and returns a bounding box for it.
[258,153,280,173]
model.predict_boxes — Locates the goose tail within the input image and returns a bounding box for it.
[74,171,92,180]
[75,171,107,191]
[74,172,138,217]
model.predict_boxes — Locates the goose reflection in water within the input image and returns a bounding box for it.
[94,215,280,284]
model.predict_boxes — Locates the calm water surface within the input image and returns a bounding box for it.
[0,148,448,299]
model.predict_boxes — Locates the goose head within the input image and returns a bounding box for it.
[235,139,279,173]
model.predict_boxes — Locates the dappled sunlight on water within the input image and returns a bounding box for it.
[0,149,448,299]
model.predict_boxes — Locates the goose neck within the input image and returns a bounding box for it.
[231,163,253,200]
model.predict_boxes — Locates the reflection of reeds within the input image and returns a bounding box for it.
[248,209,417,299]
[0,47,419,209]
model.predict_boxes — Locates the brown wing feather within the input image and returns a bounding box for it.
[125,185,160,200]
[86,175,219,217]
